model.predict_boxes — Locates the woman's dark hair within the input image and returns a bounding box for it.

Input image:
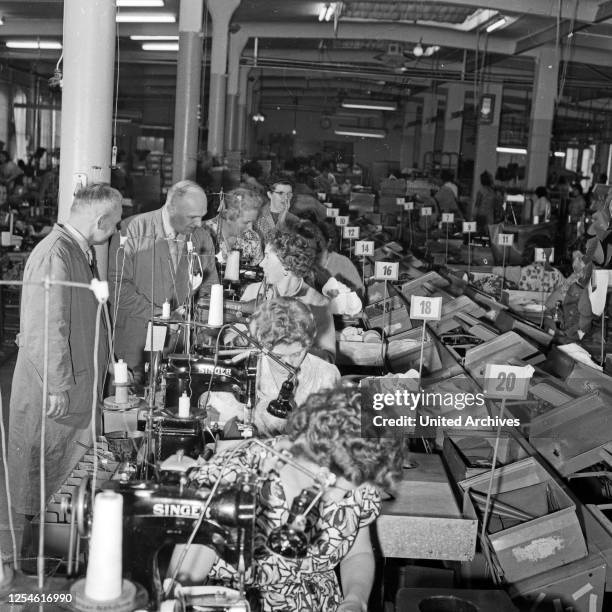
[286,386,403,492]
[535,186,548,198]
[480,171,493,188]
[268,225,317,278]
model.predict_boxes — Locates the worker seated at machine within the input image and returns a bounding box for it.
[239,223,336,363]
[518,239,567,293]
[168,386,403,612]
[207,297,340,438]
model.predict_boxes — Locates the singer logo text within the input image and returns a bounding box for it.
[152,503,203,518]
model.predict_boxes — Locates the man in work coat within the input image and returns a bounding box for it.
[108,180,218,380]
[8,183,123,518]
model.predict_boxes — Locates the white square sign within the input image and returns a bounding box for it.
[326,208,340,218]
[421,207,432,217]
[374,261,399,281]
[410,296,443,321]
[497,233,514,247]
[343,226,360,239]
[442,213,454,223]
[355,240,374,256]
[462,221,476,233]
[403,201,414,211]
[396,197,406,205]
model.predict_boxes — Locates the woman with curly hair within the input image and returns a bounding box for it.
[242,221,336,362]
[171,386,403,612]
[206,186,265,266]
[247,297,340,436]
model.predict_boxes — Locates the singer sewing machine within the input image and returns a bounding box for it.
[75,476,257,610]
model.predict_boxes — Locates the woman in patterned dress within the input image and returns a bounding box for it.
[170,387,403,611]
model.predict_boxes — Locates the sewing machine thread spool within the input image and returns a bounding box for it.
[161,300,171,319]
[178,392,191,418]
[71,491,138,611]
[208,284,224,326]
[224,250,240,282]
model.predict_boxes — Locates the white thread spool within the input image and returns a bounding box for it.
[114,359,128,384]
[208,284,224,326]
[533,215,539,224]
[224,250,240,282]
[161,300,171,319]
[178,392,191,418]
[84,491,124,601]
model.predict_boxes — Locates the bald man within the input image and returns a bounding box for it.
[109,180,218,378]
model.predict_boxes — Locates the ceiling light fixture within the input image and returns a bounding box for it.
[341,99,397,111]
[486,16,507,33]
[141,42,179,51]
[252,112,266,123]
[424,45,440,57]
[413,41,424,57]
[318,3,337,22]
[117,0,164,7]
[130,35,178,40]
[554,151,566,158]
[116,12,175,22]
[496,146,527,155]
[334,126,386,139]
[6,40,62,50]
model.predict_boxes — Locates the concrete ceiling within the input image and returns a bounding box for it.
[2,0,612,143]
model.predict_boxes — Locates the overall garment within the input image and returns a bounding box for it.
[108,209,219,372]
[8,224,109,514]
[189,438,381,612]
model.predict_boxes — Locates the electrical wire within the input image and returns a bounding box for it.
[0,386,18,569]
[90,301,104,513]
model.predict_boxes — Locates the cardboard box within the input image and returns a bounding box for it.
[443,430,530,485]
[461,456,588,583]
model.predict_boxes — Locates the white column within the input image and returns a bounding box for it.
[420,92,438,170]
[172,0,204,183]
[526,46,558,189]
[206,0,241,158]
[57,0,116,277]
[400,101,418,170]
[472,83,503,198]
[225,30,248,152]
[443,83,468,155]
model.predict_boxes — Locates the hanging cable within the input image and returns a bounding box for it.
[90,301,104,507]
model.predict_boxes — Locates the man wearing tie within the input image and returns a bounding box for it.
[108,180,218,381]
[8,183,123,520]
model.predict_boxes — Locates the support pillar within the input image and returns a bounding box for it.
[58,0,115,277]
[526,46,558,189]
[225,30,248,152]
[400,101,418,171]
[235,65,250,152]
[443,83,468,155]
[172,0,204,183]
[420,92,438,171]
[472,83,503,199]
[206,0,241,159]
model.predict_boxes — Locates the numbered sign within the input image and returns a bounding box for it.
[326,208,340,218]
[534,247,554,263]
[410,296,443,321]
[396,197,406,205]
[442,213,454,223]
[483,364,532,400]
[462,221,477,233]
[317,192,326,201]
[355,240,374,256]
[497,233,514,247]
[374,261,399,281]
[343,226,360,239]
[335,215,349,227]
[403,201,414,211]
[421,207,433,217]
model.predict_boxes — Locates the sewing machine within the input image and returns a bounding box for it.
[76,477,256,610]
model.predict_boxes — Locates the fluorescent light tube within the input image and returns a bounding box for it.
[130,35,178,40]
[117,0,164,6]
[554,151,566,158]
[496,146,527,154]
[6,40,62,50]
[486,17,507,33]
[142,42,178,51]
[341,100,397,111]
[116,13,175,22]
[318,4,327,21]
[334,127,386,139]
[324,3,336,21]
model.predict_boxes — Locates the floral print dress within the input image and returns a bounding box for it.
[189,439,381,611]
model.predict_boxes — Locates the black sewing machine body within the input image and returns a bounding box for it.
[161,355,255,409]
[101,477,256,610]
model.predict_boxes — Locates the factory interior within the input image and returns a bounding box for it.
[4,0,612,611]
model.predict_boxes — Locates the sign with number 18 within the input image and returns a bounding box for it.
[410,296,442,320]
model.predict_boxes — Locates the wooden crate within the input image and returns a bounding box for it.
[443,430,530,485]
[529,393,611,476]
[460,456,588,583]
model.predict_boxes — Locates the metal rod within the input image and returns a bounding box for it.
[418,320,427,388]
